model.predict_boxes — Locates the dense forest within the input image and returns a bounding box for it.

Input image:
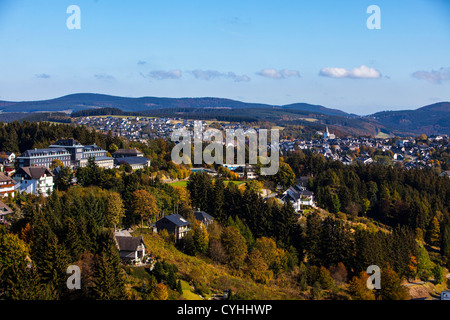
[285,150,450,255]
[0,121,449,300]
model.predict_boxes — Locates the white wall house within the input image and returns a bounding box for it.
[13,167,54,197]
[0,172,15,198]
[280,184,315,213]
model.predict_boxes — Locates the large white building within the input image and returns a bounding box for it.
[17,139,114,169]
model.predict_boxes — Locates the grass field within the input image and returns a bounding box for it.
[180,280,203,300]
[298,118,318,123]
[375,131,391,138]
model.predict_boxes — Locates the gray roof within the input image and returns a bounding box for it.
[91,156,113,161]
[15,166,53,179]
[50,139,83,147]
[0,200,13,216]
[0,172,15,183]
[20,148,70,157]
[113,148,143,156]
[162,214,190,227]
[194,211,214,222]
[116,156,150,165]
[115,236,145,251]
[83,144,103,151]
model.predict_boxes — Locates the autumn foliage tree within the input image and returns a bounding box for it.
[348,272,376,300]
[221,226,248,270]
[131,189,158,228]
[380,264,410,300]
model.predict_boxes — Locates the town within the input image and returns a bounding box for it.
[74,115,449,170]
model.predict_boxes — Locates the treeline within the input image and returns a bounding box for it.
[0,120,182,176]
[285,150,450,255]
[71,108,143,118]
[0,121,122,154]
[1,187,127,299]
[1,161,194,300]
[187,173,302,251]
[140,108,259,123]
[185,171,448,299]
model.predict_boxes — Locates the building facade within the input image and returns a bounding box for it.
[13,167,54,197]
[0,172,15,198]
[16,139,114,169]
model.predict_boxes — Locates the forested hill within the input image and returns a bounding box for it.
[369,102,450,136]
[0,94,449,135]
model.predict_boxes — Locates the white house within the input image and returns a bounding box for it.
[0,172,16,198]
[280,184,315,212]
[13,167,54,197]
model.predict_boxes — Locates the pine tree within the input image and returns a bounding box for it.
[167,268,177,290]
[65,218,83,262]
[177,280,183,295]
[432,264,444,284]
[212,179,225,221]
[36,234,70,298]
[298,263,308,292]
[93,234,127,300]
[305,213,323,266]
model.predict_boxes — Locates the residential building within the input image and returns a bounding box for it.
[0,200,13,226]
[194,210,214,227]
[153,214,191,241]
[114,235,146,264]
[0,172,16,198]
[13,167,54,197]
[280,184,315,212]
[0,152,15,164]
[440,170,450,178]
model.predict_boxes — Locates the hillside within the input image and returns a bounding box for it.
[134,230,304,300]
[0,94,448,136]
[369,102,450,135]
[0,93,330,114]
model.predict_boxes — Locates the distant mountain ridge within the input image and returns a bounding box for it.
[370,102,450,136]
[0,94,448,136]
[0,93,352,117]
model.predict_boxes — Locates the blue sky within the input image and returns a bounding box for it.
[0,0,449,115]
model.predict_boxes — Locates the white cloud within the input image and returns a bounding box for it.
[257,69,301,79]
[412,67,450,84]
[319,65,381,79]
[226,72,251,82]
[35,73,51,79]
[191,70,222,80]
[190,70,250,82]
[94,73,115,81]
[148,70,182,80]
